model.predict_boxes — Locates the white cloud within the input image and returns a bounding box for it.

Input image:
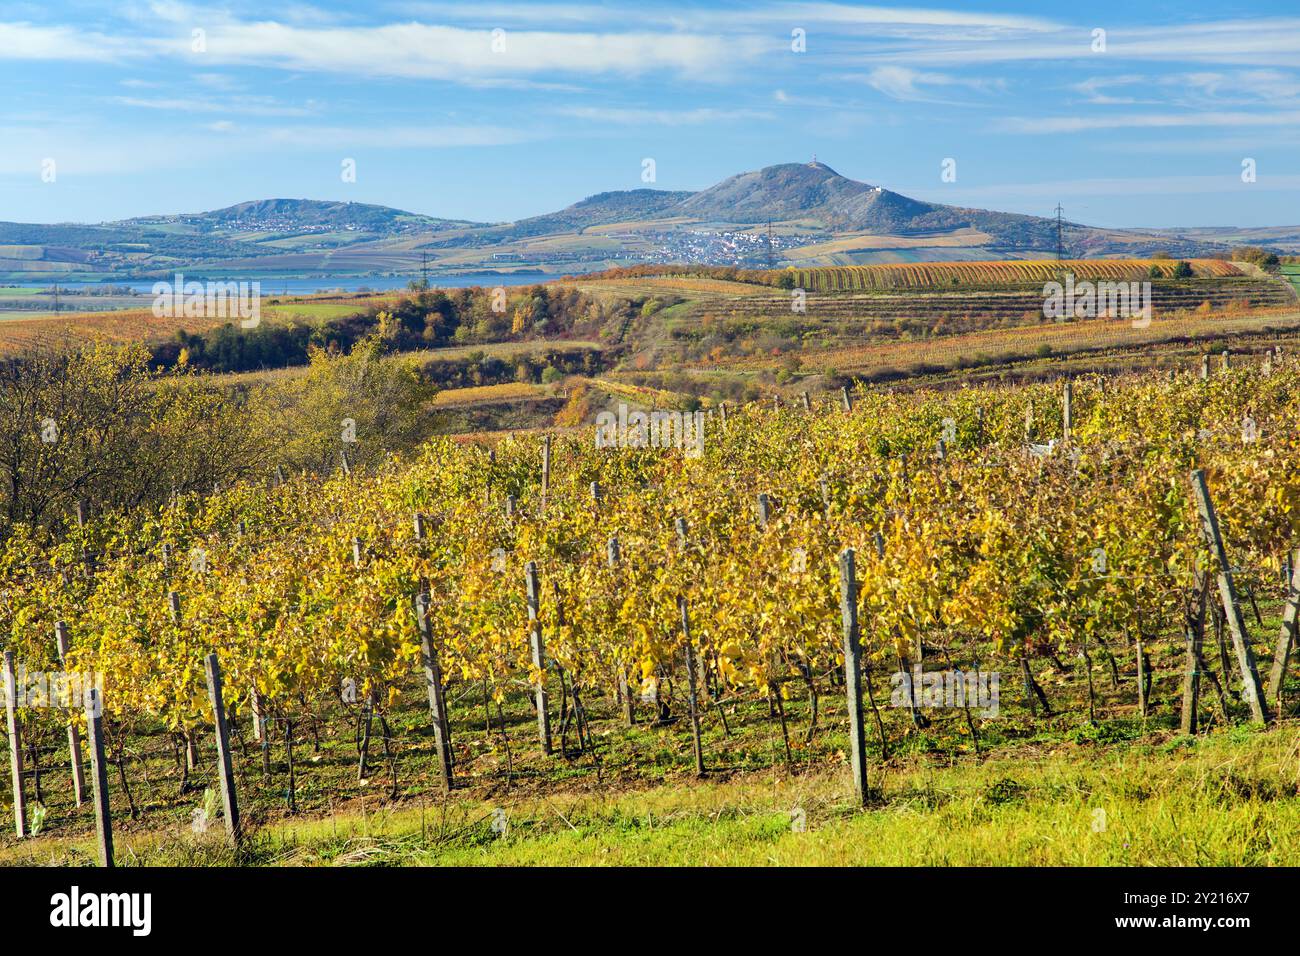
[849,66,1001,103]
[112,96,314,116]
[395,2,1063,33]
[0,22,130,61]
[553,106,773,125]
[860,17,1300,67]
[261,124,531,148]
[154,22,768,80]
[999,110,1300,133]
[1070,75,1149,105]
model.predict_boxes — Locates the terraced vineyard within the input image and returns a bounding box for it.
[691,280,1292,325]
[784,258,1246,291]
[695,312,1300,378]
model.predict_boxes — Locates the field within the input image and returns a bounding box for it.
[564,264,1299,405]
[785,258,1247,291]
[690,309,1300,377]
[0,308,233,354]
[431,381,553,407]
[4,358,1300,867]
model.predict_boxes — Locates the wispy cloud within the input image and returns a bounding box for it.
[0,22,132,61]
[0,16,770,80]
[1070,75,1149,106]
[260,124,532,148]
[553,106,774,125]
[860,17,1300,67]
[111,95,315,116]
[849,65,1003,103]
[999,110,1300,133]
[184,23,768,81]
[927,173,1300,202]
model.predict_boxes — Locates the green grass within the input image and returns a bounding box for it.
[262,303,369,321]
[6,727,1298,866]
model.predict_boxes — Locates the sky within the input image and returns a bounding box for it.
[1,1,1298,229]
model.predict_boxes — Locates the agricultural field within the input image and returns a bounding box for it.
[430,381,554,407]
[1282,264,1300,297]
[565,262,1298,405]
[785,258,1247,292]
[691,309,1300,378]
[0,308,234,354]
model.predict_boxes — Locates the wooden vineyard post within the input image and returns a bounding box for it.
[541,435,551,509]
[719,401,728,429]
[1266,547,1300,713]
[800,390,811,413]
[505,495,516,519]
[1135,634,1148,718]
[608,536,634,726]
[677,597,705,776]
[1190,470,1267,723]
[1062,381,1072,444]
[415,591,454,789]
[203,653,241,845]
[838,549,869,807]
[339,449,351,476]
[675,517,689,550]
[1182,574,1207,736]
[84,688,113,867]
[841,386,853,412]
[54,621,85,806]
[756,493,771,531]
[524,561,553,755]
[590,481,601,504]
[1221,349,1231,371]
[250,688,265,744]
[1201,354,1210,381]
[168,592,198,768]
[352,536,363,570]
[4,650,26,838]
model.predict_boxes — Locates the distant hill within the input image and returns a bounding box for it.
[675,161,931,228]
[0,162,1273,281]
[658,162,1151,253]
[125,198,481,234]
[496,161,1210,257]
[493,189,695,239]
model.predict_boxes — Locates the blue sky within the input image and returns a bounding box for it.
[1,1,1298,228]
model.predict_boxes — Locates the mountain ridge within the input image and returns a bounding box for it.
[0,161,1288,280]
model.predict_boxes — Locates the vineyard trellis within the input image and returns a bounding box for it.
[789,258,1246,293]
[2,348,1299,857]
